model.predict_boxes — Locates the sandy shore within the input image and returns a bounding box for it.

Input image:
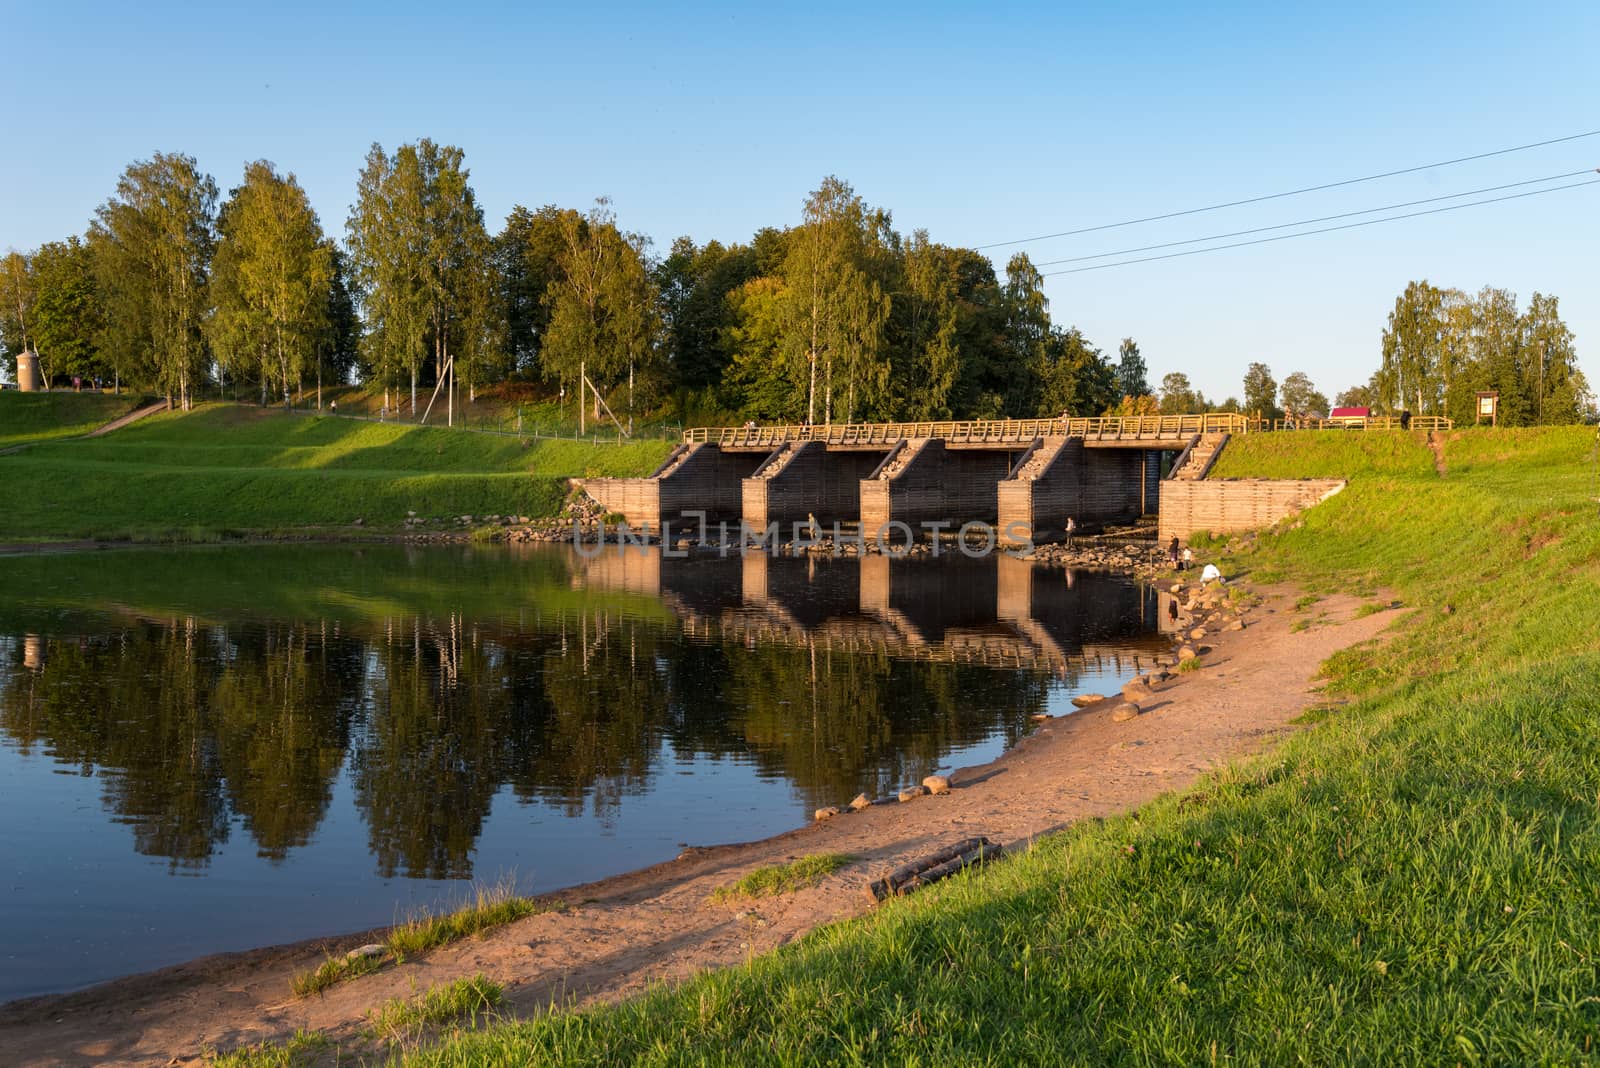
[0,580,1396,1067]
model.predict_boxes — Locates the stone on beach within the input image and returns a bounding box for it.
[922,775,952,795]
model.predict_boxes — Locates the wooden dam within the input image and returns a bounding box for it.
[582,414,1256,542]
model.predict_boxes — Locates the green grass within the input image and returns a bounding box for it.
[1209,428,1438,480]
[207,1028,332,1067]
[0,402,673,541]
[709,854,857,902]
[369,975,506,1043]
[1176,656,1203,672]
[292,884,548,998]
[290,947,387,998]
[0,390,145,448]
[397,424,1600,1065]
[387,885,547,958]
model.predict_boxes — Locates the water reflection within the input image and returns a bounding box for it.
[0,546,1163,883]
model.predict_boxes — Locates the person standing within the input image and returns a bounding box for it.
[1181,546,1194,571]
[1065,516,1076,547]
[1168,535,1181,569]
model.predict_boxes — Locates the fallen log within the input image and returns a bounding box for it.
[866,837,1003,902]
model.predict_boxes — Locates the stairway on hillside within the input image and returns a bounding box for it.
[1172,432,1229,480]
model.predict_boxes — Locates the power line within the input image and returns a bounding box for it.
[1039,177,1600,277]
[977,128,1600,250]
[1032,169,1597,267]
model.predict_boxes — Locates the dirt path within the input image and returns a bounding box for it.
[0,583,1397,1067]
[1428,430,1448,477]
[84,400,170,438]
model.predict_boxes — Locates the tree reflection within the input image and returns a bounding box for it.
[0,546,1156,878]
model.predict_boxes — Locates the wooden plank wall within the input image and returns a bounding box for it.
[744,442,887,529]
[998,442,1154,542]
[859,440,1017,536]
[1158,479,1347,542]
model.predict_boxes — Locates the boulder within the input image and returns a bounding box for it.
[346,943,386,961]
[1227,620,1245,631]
[922,775,952,796]
[1121,679,1155,700]
[814,806,841,821]
[1189,627,1206,640]
[1109,701,1142,722]
[1071,693,1107,708]
[1178,645,1198,661]
[898,785,928,803]
[848,793,872,812]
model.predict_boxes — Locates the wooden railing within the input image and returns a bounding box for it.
[686,413,1249,447]
[1265,415,1454,432]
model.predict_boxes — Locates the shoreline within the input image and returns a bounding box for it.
[0,575,1399,1067]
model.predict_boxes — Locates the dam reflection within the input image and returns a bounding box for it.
[577,549,1167,677]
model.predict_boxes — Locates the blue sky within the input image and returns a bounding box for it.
[5,0,1597,402]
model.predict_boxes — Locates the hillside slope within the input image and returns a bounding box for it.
[0,402,673,541]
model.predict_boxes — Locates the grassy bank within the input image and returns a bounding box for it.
[398,425,1600,1065]
[0,391,146,449]
[0,401,673,541]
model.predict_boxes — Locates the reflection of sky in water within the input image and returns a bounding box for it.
[0,544,1164,1002]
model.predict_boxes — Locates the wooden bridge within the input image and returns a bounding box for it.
[686,413,1249,450]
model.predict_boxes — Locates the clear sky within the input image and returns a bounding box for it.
[5,0,1597,402]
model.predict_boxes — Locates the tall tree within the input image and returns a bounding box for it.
[1158,371,1202,414]
[1520,292,1586,425]
[1115,337,1149,399]
[1242,361,1279,420]
[0,251,37,383]
[89,152,217,406]
[209,161,332,407]
[896,231,962,419]
[496,205,580,374]
[1000,253,1051,416]
[346,142,428,412]
[1278,371,1329,419]
[30,238,105,386]
[541,198,660,432]
[1377,280,1446,415]
[780,176,891,424]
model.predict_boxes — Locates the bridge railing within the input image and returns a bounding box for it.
[1264,415,1454,432]
[685,413,1249,447]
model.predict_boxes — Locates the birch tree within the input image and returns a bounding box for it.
[90,153,217,408]
[210,161,332,407]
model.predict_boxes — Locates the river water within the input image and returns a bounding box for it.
[0,543,1167,1001]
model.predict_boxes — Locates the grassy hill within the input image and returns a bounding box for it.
[398,425,1600,1065]
[0,391,147,449]
[0,401,673,542]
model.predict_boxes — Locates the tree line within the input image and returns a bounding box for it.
[0,141,1588,428]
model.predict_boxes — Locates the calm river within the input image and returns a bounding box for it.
[0,543,1167,1001]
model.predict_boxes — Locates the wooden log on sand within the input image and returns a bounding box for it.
[866,837,1003,902]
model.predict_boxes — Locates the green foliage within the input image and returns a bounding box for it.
[209,161,333,405]
[369,976,504,1042]
[1377,281,1589,425]
[89,152,217,406]
[208,1027,332,1068]
[709,854,856,902]
[386,885,545,958]
[290,950,385,998]
[1242,361,1279,420]
[292,885,543,997]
